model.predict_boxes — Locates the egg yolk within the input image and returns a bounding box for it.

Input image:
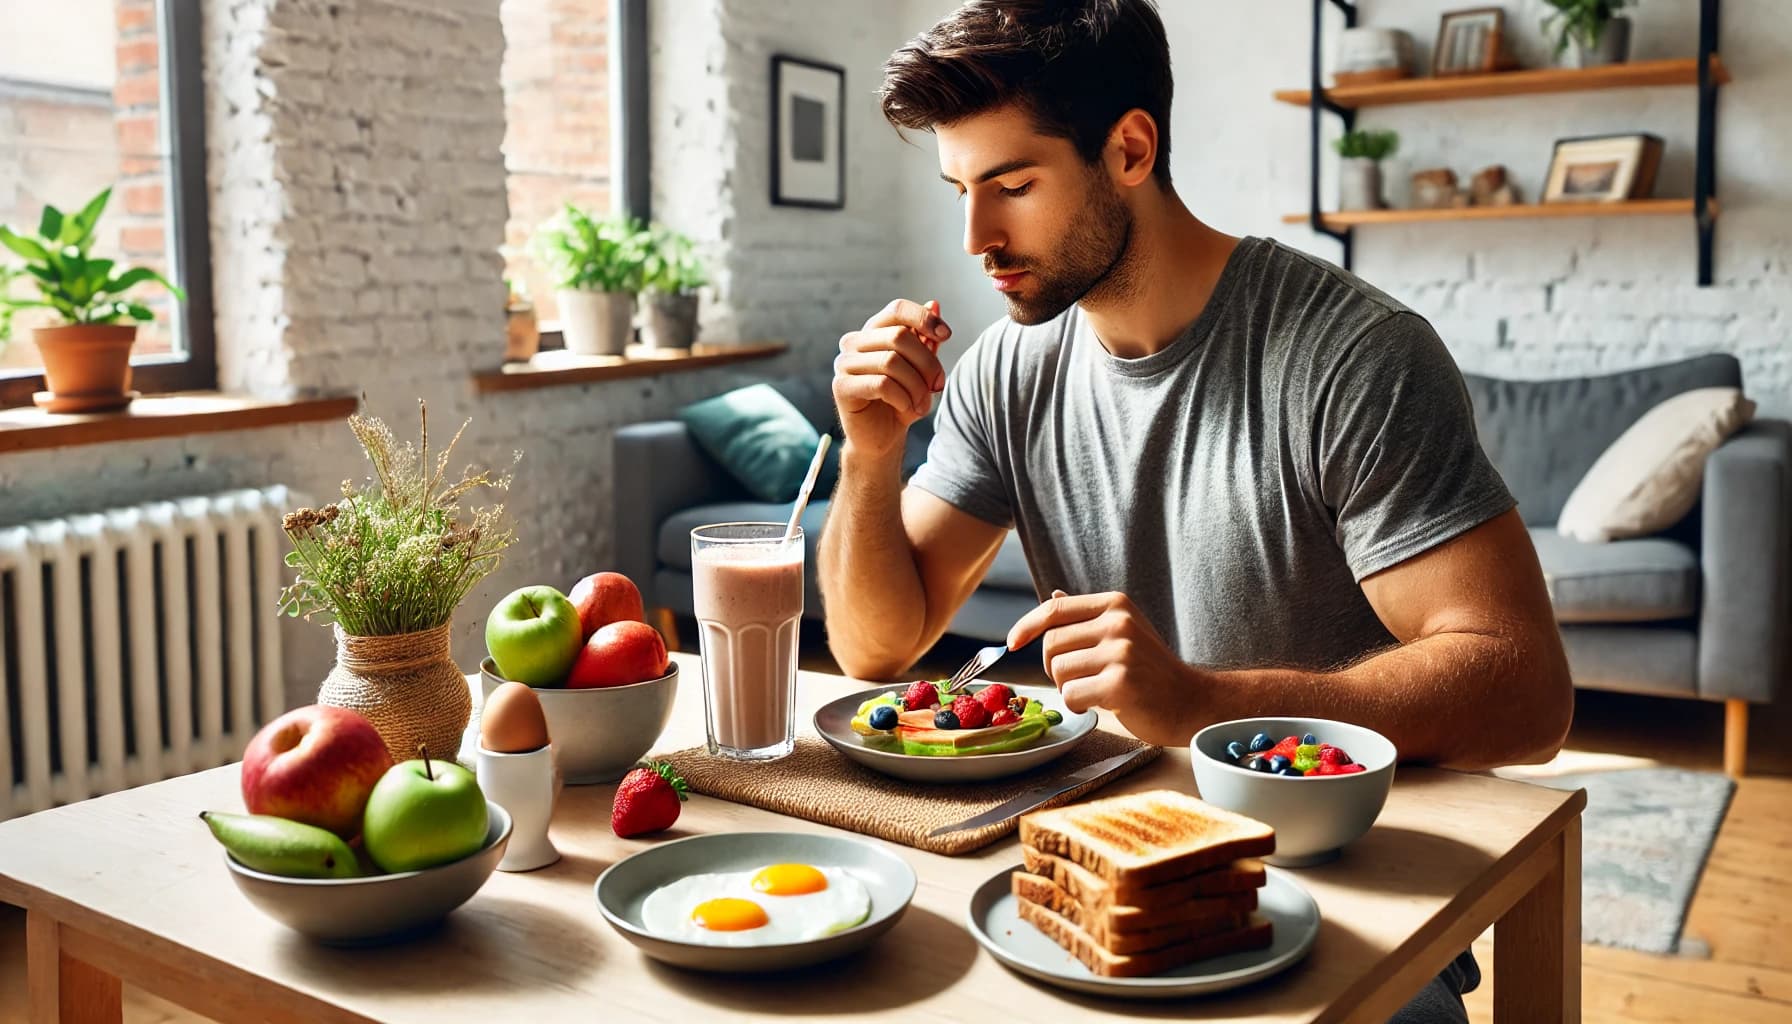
[690,898,768,931]
[751,863,829,896]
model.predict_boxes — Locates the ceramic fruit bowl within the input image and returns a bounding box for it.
[480,657,677,783]
[222,801,511,944]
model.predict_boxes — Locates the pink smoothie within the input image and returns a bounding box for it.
[692,543,804,754]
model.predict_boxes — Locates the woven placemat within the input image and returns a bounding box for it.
[660,732,1160,856]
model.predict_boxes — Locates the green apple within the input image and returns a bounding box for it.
[486,585,583,685]
[362,753,489,873]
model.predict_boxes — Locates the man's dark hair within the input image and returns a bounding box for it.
[880,0,1174,186]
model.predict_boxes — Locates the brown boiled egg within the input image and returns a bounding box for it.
[481,681,550,753]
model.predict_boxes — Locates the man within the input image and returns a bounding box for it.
[818,2,1574,1020]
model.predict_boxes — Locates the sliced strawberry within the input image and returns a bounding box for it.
[1269,736,1301,760]
[989,708,1020,727]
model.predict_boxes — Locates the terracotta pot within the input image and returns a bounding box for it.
[505,304,540,363]
[35,323,137,405]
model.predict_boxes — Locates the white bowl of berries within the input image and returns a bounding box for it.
[1190,717,1397,867]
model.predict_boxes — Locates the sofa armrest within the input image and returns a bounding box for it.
[612,421,744,609]
[1697,419,1791,702]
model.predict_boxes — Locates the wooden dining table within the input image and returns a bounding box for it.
[0,650,1584,1023]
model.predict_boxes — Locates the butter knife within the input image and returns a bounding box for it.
[925,747,1153,838]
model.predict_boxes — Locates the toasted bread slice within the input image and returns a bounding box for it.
[1020,848,1266,908]
[1019,789,1275,888]
[1016,897,1274,978]
[1012,873,1255,952]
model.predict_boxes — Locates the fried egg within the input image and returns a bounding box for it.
[639,863,872,946]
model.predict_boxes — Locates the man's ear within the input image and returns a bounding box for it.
[1106,109,1160,188]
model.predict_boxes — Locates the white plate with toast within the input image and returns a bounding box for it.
[966,862,1320,999]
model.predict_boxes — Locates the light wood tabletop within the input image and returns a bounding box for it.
[0,650,1584,1023]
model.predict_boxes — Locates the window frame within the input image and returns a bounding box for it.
[0,0,215,409]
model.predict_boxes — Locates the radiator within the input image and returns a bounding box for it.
[0,486,292,820]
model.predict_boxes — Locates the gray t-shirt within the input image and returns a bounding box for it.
[908,236,1515,672]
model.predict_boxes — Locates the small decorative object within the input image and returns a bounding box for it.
[1542,133,1663,204]
[281,402,519,765]
[1471,164,1521,206]
[1410,168,1461,209]
[1433,8,1511,77]
[771,55,845,209]
[1543,0,1634,68]
[0,187,184,412]
[638,225,707,351]
[503,279,539,364]
[1334,27,1415,86]
[530,204,646,357]
[1333,129,1399,211]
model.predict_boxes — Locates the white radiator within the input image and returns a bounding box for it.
[0,486,292,820]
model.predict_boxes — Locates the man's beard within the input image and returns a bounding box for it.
[988,172,1135,326]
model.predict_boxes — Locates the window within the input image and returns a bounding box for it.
[0,0,213,407]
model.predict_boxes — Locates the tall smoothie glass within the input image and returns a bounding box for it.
[690,522,804,760]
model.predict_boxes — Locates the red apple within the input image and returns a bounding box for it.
[568,571,646,640]
[240,705,394,838]
[566,620,669,688]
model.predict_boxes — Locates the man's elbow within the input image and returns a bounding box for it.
[829,644,915,682]
[1508,657,1575,766]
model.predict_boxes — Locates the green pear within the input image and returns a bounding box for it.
[200,810,361,878]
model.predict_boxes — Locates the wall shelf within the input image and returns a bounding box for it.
[1281,198,1714,230]
[1274,55,1730,109]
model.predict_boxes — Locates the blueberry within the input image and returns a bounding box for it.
[1044,709,1063,726]
[1266,755,1290,773]
[1248,732,1273,753]
[868,705,897,731]
[1225,740,1245,760]
[1244,756,1269,773]
[1302,732,1318,746]
[1280,766,1305,777]
[934,709,960,730]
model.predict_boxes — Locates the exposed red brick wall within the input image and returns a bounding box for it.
[113,0,173,356]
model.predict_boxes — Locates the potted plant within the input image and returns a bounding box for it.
[503,278,539,364]
[530,205,646,357]
[280,402,518,764]
[1333,129,1399,211]
[0,187,184,412]
[1543,0,1634,69]
[639,225,707,351]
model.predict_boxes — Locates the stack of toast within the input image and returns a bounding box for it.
[1013,789,1277,977]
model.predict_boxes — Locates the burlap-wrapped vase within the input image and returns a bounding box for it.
[318,623,471,765]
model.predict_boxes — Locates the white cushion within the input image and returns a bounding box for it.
[1556,387,1756,543]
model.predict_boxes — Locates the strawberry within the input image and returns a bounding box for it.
[902,680,939,712]
[976,683,1014,712]
[989,708,1020,727]
[611,761,688,838]
[951,694,990,729]
[1318,745,1352,767]
[1269,736,1301,760]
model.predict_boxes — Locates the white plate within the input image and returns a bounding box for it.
[812,683,1096,783]
[965,863,1320,999]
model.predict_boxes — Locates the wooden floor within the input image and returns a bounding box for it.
[2,631,1786,1022]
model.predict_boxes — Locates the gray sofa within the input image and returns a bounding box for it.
[616,355,1788,775]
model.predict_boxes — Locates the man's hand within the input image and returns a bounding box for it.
[833,298,951,460]
[1007,590,1201,746]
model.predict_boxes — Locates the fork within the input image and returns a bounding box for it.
[941,644,1008,694]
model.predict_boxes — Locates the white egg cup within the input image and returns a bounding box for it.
[476,743,561,872]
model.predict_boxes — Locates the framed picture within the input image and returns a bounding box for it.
[1542,133,1665,203]
[771,55,845,209]
[1433,8,1504,76]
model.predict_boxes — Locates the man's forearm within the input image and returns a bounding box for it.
[817,445,930,679]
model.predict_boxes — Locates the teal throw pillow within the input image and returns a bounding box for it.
[680,384,836,502]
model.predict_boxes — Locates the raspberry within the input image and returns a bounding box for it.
[903,680,938,711]
[951,694,989,729]
[989,708,1020,727]
[976,683,1014,712]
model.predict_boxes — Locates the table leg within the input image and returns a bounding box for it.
[25,911,122,1024]
[1494,816,1581,1023]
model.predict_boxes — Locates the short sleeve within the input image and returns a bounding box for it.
[907,331,1015,528]
[1314,312,1516,581]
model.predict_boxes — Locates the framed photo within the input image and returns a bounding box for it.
[1433,8,1504,77]
[771,55,845,209]
[1542,133,1665,203]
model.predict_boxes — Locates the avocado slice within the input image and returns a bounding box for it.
[895,717,1049,756]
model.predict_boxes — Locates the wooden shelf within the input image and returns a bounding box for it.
[1274,56,1731,109]
[1282,198,1712,230]
[472,341,788,394]
[0,393,358,454]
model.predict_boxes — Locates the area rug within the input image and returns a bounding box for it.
[1527,767,1735,954]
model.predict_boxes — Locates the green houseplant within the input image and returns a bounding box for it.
[1332,130,1399,211]
[639,225,707,351]
[0,187,184,411]
[530,205,647,357]
[1542,0,1635,67]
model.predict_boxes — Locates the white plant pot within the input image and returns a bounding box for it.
[557,289,633,356]
[641,291,700,351]
[1338,157,1384,212]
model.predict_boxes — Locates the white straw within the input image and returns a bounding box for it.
[783,433,832,544]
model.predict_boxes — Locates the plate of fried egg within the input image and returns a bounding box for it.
[594,832,917,971]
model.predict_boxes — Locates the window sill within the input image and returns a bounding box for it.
[472,341,789,394]
[0,392,359,454]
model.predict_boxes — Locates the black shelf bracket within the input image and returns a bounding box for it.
[1309,0,1357,270]
[1695,0,1720,286]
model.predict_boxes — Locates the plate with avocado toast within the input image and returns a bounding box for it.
[812,679,1096,782]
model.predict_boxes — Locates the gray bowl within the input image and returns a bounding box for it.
[813,684,1096,782]
[1190,717,1396,867]
[223,801,511,945]
[481,657,678,783]
[594,831,916,972]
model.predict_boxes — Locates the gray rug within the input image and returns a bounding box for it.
[1531,767,1735,954]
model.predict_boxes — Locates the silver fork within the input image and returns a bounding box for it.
[941,644,1008,693]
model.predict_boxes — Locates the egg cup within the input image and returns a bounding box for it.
[476,743,561,872]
